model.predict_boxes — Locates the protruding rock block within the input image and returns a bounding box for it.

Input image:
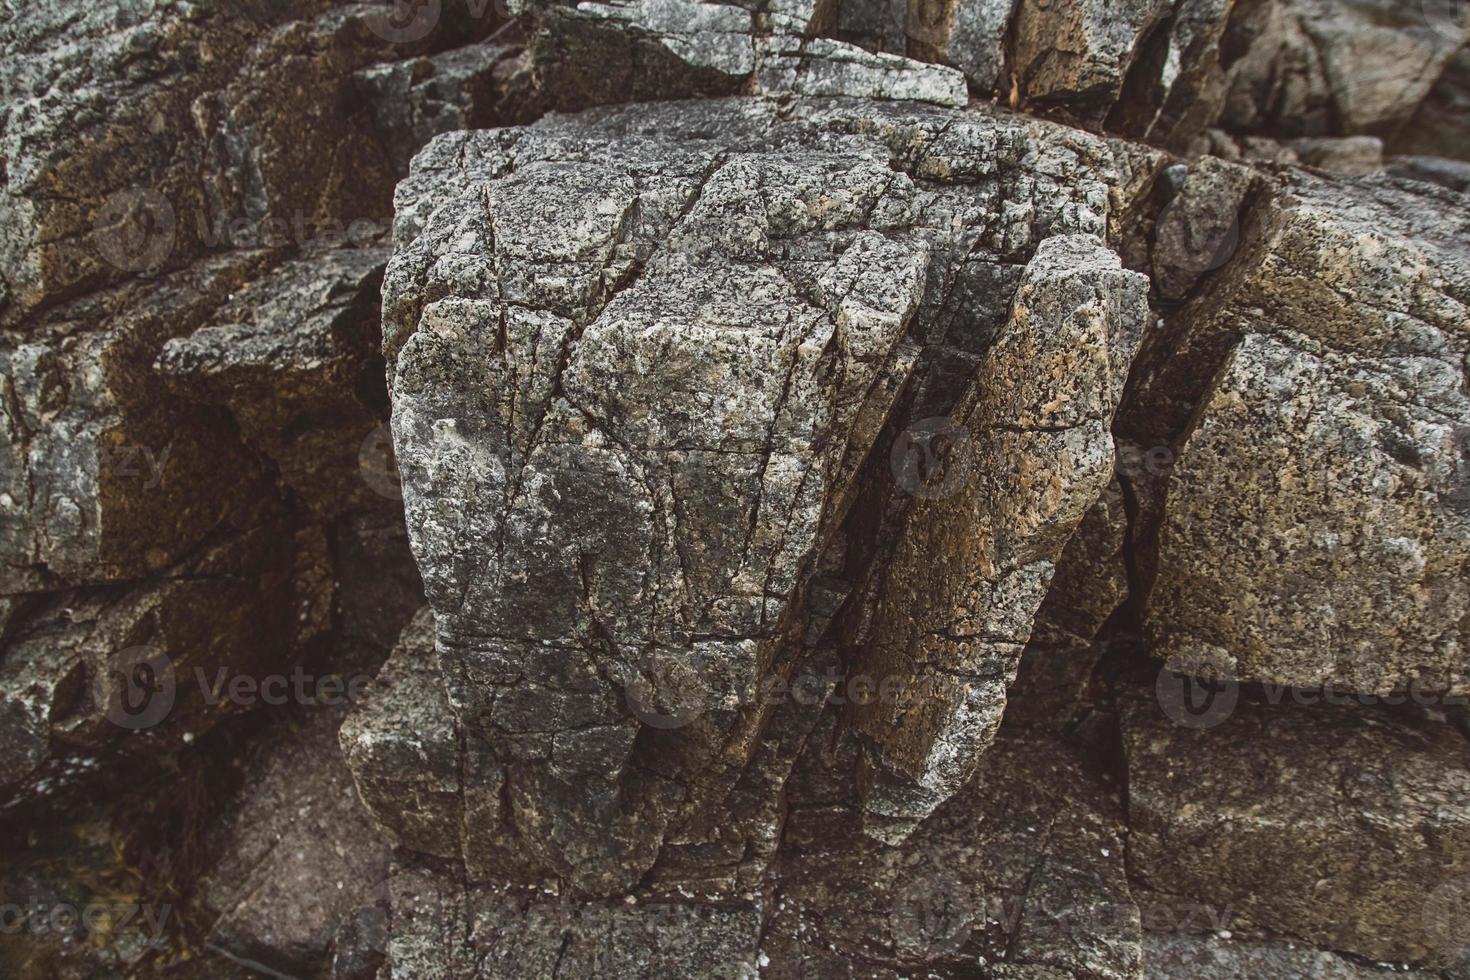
[1143,171,1470,696]
[379,98,1157,891]
[158,245,392,519]
[847,234,1148,839]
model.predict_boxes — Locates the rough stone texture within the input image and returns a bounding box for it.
[5,0,1470,977]
[904,0,1013,94]
[764,720,1139,978]
[844,234,1148,840]
[1140,171,1470,696]
[358,41,542,174]
[1011,0,1172,127]
[329,509,428,672]
[0,0,485,813]
[756,35,969,106]
[525,0,968,109]
[0,808,173,980]
[0,510,316,801]
[1389,154,1470,193]
[374,642,1140,980]
[1149,156,1258,302]
[157,244,391,519]
[1,253,278,593]
[383,864,764,979]
[380,95,1161,891]
[1217,0,1470,141]
[1398,43,1470,162]
[0,1,500,329]
[1143,933,1446,979]
[340,606,462,860]
[383,97,927,894]
[1121,684,1470,969]
[1289,134,1385,174]
[201,707,392,978]
[1035,482,1131,640]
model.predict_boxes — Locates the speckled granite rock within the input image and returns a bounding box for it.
[1121,685,1470,969]
[846,234,1148,841]
[763,720,1140,978]
[379,95,1163,891]
[1011,0,1172,127]
[0,0,497,814]
[5,0,1470,976]
[1137,170,1470,696]
[0,0,501,328]
[522,0,968,109]
[382,863,765,980]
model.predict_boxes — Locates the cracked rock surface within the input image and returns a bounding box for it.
[4,0,1470,978]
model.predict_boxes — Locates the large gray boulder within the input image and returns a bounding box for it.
[378,95,1158,892]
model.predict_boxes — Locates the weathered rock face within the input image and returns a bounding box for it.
[0,0,472,810]
[1136,170,1470,696]
[5,0,1470,977]
[157,244,391,519]
[1121,683,1470,968]
[366,631,1141,979]
[0,0,505,327]
[845,234,1147,840]
[340,606,462,861]
[377,95,1157,891]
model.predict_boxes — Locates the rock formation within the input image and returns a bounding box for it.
[3,0,1470,978]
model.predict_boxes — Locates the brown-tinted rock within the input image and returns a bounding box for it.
[1122,686,1470,968]
[201,708,391,977]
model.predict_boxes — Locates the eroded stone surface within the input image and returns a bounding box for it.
[158,245,391,519]
[5,0,1470,976]
[1122,685,1470,968]
[845,234,1148,840]
[381,96,1162,891]
[1141,171,1470,696]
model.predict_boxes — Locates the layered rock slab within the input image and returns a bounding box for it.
[1121,684,1470,969]
[844,233,1148,841]
[379,96,1160,893]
